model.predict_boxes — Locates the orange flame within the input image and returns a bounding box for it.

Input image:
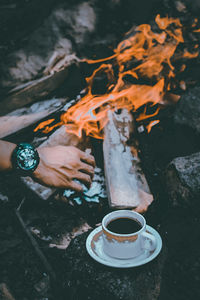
[34,119,62,134]
[36,15,200,138]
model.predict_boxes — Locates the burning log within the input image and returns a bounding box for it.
[38,125,87,149]
[22,125,90,201]
[103,109,153,213]
[165,151,200,208]
[0,61,79,116]
[0,98,66,139]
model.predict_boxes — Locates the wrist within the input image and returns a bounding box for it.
[32,148,42,178]
[0,141,16,171]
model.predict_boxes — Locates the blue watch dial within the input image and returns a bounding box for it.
[17,147,38,170]
[13,143,40,173]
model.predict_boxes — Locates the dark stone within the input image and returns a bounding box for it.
[62,231,166,300]
[34,274,50,297]
[0,0,57,47]
[0,1,96,91]
[165,151,200,207]
[174,86,200,135]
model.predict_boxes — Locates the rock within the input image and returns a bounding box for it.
[174,86,200,135]
[34,274,50,296]
[0,1,96,89]
[0,193,8,203]
[60,2,96,46]
[165,152,200,207]
[62,232,166,300]
[184,0,200,11]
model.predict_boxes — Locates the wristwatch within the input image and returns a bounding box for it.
[11,143,40,175]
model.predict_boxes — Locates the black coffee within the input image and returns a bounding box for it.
[106,217,142,234]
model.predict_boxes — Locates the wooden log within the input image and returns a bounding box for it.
[0,61,80,116]
[31,222,91,250]
[22,126,89,201]
[103,109,153,213]
[21,176,57,201]
[0,98,66,139]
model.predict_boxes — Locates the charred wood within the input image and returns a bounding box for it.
[0,98,66,139]
[31,222,91,250]
[15,206,56,283]
[14,201,63,299]
[0,61,79,116]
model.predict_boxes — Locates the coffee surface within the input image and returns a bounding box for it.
[106,217,142,234]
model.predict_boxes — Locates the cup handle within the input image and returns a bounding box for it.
[141,231,157,251]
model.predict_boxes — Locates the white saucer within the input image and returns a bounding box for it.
[86,225,162,268]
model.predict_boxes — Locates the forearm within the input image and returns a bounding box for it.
[0,140,16,171]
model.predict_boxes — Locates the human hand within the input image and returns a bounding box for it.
[32,145,95,192]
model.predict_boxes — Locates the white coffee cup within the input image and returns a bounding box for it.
[102,210,156,259]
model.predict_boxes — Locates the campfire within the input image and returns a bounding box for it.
[32,13,200,212]
[1,0,200,299]
[35,14,199,138]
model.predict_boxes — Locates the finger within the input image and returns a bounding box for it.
[79,162,94,177]
[70,181,83,192]
[80,152,95,167]
[74,172,92,188]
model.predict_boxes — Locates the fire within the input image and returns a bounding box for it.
[34,119,62,134]
[35,14,200,138]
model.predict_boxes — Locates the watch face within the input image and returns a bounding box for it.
[17,147,38,171]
